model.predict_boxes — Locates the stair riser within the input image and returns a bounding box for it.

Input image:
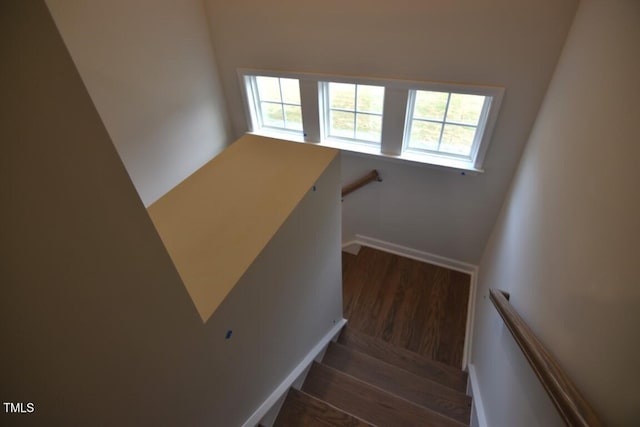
[338,328,468,392]
[303,362,466,427]
[323,342,471,424]
[274,388,372,427]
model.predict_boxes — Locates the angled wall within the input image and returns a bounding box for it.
[46,0,232,206]
[471,1,640,425]
[1,2,208,424]
[0,2,343,425]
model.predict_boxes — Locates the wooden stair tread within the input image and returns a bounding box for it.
[323,342,471,424]
[303,362,467,427]
[338,327,468,393]
[274,388,373,427]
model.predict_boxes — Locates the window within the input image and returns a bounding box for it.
[324,82,384,144]
[239,69,504,172]
[405,90,490,161]
[246,76,303,134]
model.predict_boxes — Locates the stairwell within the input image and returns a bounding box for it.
[273,247,473,426]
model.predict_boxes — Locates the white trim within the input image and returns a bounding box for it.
[336,144,484,175]
[341,240,362,255]
[241,318,347,427]
[354,234,475,274]
[299,79,321,142]
[467,363,488,427]
[237,68,503,172]
[463,267,479,370]
[345,235,478,369]
[381,87,409,156]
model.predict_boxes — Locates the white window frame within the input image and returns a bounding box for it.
[238,68,504,173]
[403,89,493,164]
[242,73,304,139]
[321,82,385,146]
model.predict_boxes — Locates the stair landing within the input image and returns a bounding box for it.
[342,246,471,368]
[273,247,473,426]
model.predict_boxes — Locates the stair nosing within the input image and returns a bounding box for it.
[305,361,468,427]
[338,327,468,392]
[324,341,471,424]
[289,388,379,427]
[327,340,471,400]
[342,327,466,375]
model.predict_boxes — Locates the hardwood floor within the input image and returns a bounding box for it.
[342,246,470,368]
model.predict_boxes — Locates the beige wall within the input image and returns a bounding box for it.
[148,135,339,322]
[205,0,578,263]
[471,1,640,425]
[46,0,232,206]
[0,2,343,424]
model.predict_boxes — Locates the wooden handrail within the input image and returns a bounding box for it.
[489,289,603,426]
[342,170,382,197]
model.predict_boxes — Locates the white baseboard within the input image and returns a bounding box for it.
[341,240,362,255]
[467,363,488,427]
[463,269,479,371]
[352,234,476,274]
[343,235,478,370]
[241,318,347,427]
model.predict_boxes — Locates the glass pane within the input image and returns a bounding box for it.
[284,105,303,131]
[357,85,384,114]
[329,82,355,110]
[280,78,300,105]
[355,114,382,142]
[413,91,448,121]
[446,94,485,125]
[408,120,441,151]
[330,110,355,138]
[256,76,281,102]
[261,102,284,128]
[440,124,476,155]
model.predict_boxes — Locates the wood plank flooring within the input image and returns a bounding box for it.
[342,246,470,368]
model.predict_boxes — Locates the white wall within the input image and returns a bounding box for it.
[205,155,344,426]
[471,1,640,425]
[204,0,578,263]
[46,0,232,206]
[1,2,343,425]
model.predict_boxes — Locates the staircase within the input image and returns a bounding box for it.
[274,326,472,426]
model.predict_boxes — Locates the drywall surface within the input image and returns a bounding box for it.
[205,0,578,263]
[46,0,231,206]
[205,155,344,426]
[471,1,640,425]
[148,135,338,322]
[1,2,209,424]
[0,2,343,425]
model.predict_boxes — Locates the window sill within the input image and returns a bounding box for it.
[247,131,484,175]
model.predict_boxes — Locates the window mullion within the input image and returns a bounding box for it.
[278,78,287,128]
[353,85,359,139]
[299,79,321,142]
[437,93,451,151]
[380,87,408,156]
